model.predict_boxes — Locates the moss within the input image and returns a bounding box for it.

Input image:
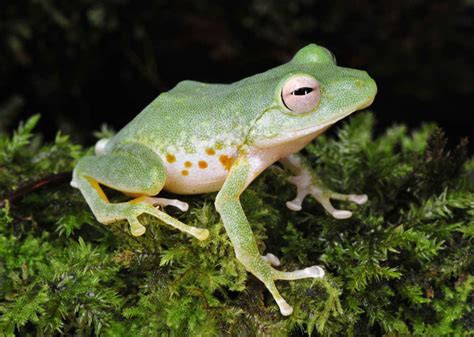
[0,113,472,336]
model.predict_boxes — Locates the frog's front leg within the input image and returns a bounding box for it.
[215,156,324,316]
[280,154,367,219]
[71,143,208,240]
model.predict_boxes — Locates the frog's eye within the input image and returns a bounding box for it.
[281,75,320,114]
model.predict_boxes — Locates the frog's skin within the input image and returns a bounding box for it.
[71,44,377,316]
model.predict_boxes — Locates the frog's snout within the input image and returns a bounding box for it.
[350,69,377,89]
[343,70,377,110]
[356,75,377,109]
[358,93,376,110]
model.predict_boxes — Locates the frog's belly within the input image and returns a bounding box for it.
[161,148,237,195]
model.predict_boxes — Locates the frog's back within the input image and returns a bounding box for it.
[105,80,263,155]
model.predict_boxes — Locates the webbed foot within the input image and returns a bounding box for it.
[256,257,325,316]
[104,201,209,239]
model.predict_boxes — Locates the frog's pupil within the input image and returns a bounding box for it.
[292,87,313,96]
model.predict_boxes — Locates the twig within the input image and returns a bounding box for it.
[0,171,72,208]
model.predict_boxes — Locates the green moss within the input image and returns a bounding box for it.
[0,113,472,336]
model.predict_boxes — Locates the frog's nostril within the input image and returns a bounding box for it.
[354,79,365,88]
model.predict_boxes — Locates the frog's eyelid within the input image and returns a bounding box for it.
[281,91,291,110]
[321,47,337,65]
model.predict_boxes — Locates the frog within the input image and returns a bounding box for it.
[71,43,377,316]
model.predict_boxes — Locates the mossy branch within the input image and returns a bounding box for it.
[0,112,472,336]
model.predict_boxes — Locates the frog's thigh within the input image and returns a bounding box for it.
[72,142,166,232]
[75,143,166,196]
[73,143,208,239]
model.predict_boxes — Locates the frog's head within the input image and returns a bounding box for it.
[248,44,377,147]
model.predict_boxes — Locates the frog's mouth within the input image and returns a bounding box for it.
[292,94,376,135]
[357,95,375,110]
[255,93,375,148]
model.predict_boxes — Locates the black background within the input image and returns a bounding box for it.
[1,1,473,150]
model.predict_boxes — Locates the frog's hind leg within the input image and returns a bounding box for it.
[280,154,367,219]
[71,143,208,240]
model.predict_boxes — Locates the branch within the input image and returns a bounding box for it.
[0,171,72,208]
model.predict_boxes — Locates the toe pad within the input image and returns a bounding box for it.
[286,201,302,211]
[278,300,294,316]
[332,210,352,219]
[262,253,281,266]
[304,265,325,278]
[349,194,368,205]
[191,228,209,241]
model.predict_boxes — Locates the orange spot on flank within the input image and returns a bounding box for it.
[206,148,216,155]
[219,155,233,171]
[166,153,176,163]
[181,170,189,176]
[198,160,208,169]
[184,161,192,168]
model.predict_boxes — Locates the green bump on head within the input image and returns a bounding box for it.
[291,43,335,64]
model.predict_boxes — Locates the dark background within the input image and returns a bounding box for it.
[1,1,473,149]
